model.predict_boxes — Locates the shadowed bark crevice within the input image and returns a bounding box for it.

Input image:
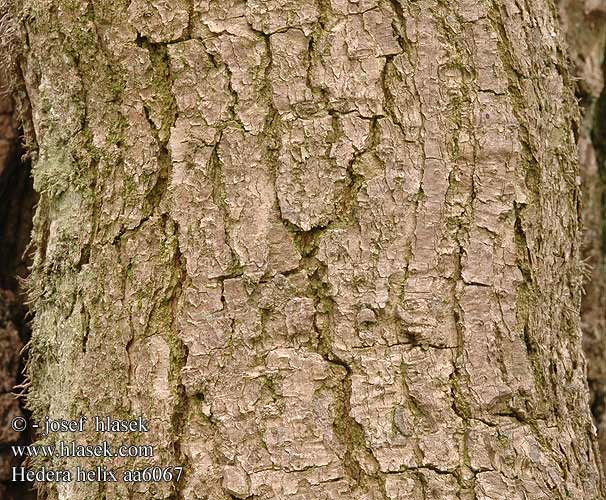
[0,89,37,500]
[588,80,606,465]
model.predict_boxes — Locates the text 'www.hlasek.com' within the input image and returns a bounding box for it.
[10,415,184,483]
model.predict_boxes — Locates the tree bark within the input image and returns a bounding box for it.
[0,291,29,500]
[557,0,606,469]
[0,81,36,500]
[7,0,606,498]
[0,85,24,500]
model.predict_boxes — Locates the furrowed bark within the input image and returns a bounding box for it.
[9,0,606,498]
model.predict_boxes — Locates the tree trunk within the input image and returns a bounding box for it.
[557,0,606,469]
[6,0,606,498]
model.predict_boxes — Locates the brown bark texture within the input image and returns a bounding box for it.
[557,0,606,470]
[3,0,606,499]
[0,291,27,500]
[0,85,35,499]
[0,86,23,500]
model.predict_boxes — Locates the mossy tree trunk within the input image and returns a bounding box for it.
[4,0,606,498]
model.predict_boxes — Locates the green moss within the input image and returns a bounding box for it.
[68,24,96,56]
[497,433,510,448]
[33,149,75,198]
[111,79,126,102]
[159,235,178,265]
[107,114,128,146]
[450,376,472,420]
